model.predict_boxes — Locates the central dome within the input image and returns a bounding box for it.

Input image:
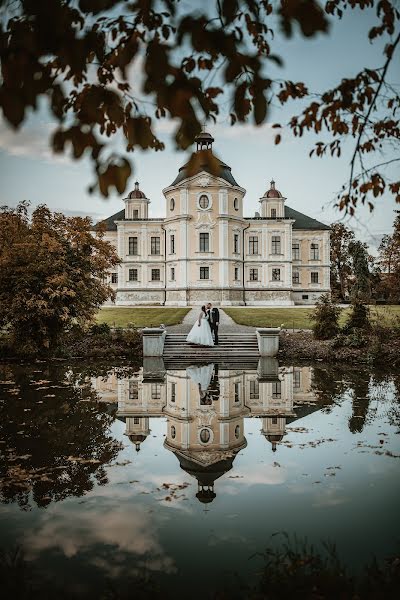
[127,181,147,199]
[169,131,239,187]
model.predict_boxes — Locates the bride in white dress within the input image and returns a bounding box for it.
[186,305,214,347]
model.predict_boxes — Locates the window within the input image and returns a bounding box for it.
[234,197,239,211]
[250,268,258,281]
[292,271,299,284]
[235,425,240,438]
[170,267,175,281]
[129,268,138,282]
[151,268,160,281]
[200,266,209,280]
[129,380,138,400]
[234,382,240,403]
[132,209,139,219]
[302,294,309,300]
[151,237,160,255]
[170,198,175,211]
[311,272,319,284]
[199,232,210,252]
[272,417,278,425]
[249,236,258,255]
[151,383,161,399]
[234,267,239,281]
[129,236,138,255]
[310,243,319,260]
[200,428,211,443]
[292,242,300,260]
[171,425,176,439]
[199,194,209,209]
[170,234,175,254]
[271,208,277,218]
[134,417,140,425]
[171,382,176,403]
[294,370,301,389]
[272,236,281,254]
[234,233,239,254]
[272,381,281,399]
[111,272,118,284]
[272,268,281,281]
[250,380,259,400]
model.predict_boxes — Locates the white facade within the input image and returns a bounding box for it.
[98,133,330,306]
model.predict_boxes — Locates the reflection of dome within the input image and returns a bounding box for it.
[264,179,283,198]
[127,181,147,199]
[196,487,216,504]
[265,433,284,452]
[128,433,148,452]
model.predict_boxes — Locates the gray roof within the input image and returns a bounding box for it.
[98,204,329,232]
[285,206,330,230]
[170,155,239,187]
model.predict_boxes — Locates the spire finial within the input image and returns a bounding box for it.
[134,181,139,190]
[271,179,275,189]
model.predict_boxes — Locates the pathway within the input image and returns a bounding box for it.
[167,307,256,334]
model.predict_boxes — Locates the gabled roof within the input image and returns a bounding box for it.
[170,156,239,187]
[96,209,125,231]
[285,206,330,230]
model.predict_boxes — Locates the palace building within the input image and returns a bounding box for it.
[98,131,330,306]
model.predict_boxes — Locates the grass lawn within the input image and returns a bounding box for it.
[223,305,400,330]
[96,307,191,328]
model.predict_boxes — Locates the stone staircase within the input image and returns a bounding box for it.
[162,332,259,367]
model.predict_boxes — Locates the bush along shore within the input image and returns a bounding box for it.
[0,323,143,362]
[279,296,400,367]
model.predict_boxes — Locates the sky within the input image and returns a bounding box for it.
[0,3,398,253]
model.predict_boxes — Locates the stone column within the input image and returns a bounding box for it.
[142,328,166,357]
[256,328,280,357]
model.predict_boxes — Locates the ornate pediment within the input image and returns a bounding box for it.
[193,212,217,229]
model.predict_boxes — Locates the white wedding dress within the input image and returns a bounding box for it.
[186,311,214,346]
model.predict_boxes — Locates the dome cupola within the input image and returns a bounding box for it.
[124,180,150,219]
[195,130,214,151]
[265,179,283,198]
[259,178,286,218]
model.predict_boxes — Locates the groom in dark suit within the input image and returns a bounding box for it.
[206,303,220,345]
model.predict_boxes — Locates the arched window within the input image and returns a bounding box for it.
[171,425,176,439]
[199,194,209,209]
[235,425,240,439]
[234,197,239,211]
[170,198,175,211]
[199,428,211,443]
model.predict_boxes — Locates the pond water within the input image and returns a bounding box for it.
[0,359,399,598]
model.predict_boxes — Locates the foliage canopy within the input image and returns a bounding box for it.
[0,0,398,210]
[0,201,119,354]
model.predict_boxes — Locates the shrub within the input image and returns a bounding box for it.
[311,294,341,340]
[343,301,370,332]
[90,322,111,336]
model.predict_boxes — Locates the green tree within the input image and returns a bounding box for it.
[348,240,372,302]
[0,0,398,208]
[377,212,400,302]
[330,222,356,301]
[311,293,341,339]
[0,202,119,354]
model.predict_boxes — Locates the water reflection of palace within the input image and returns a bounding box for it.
[92,361,316,503]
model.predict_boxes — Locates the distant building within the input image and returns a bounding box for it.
[97,131,330,305]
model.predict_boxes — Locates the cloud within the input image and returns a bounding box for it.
[0,120,74,165]
[24,501,177,575]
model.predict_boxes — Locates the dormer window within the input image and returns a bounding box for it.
[271,208,276,218]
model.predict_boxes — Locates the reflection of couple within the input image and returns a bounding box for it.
[187,363,219,405]
[186,303,220,347]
